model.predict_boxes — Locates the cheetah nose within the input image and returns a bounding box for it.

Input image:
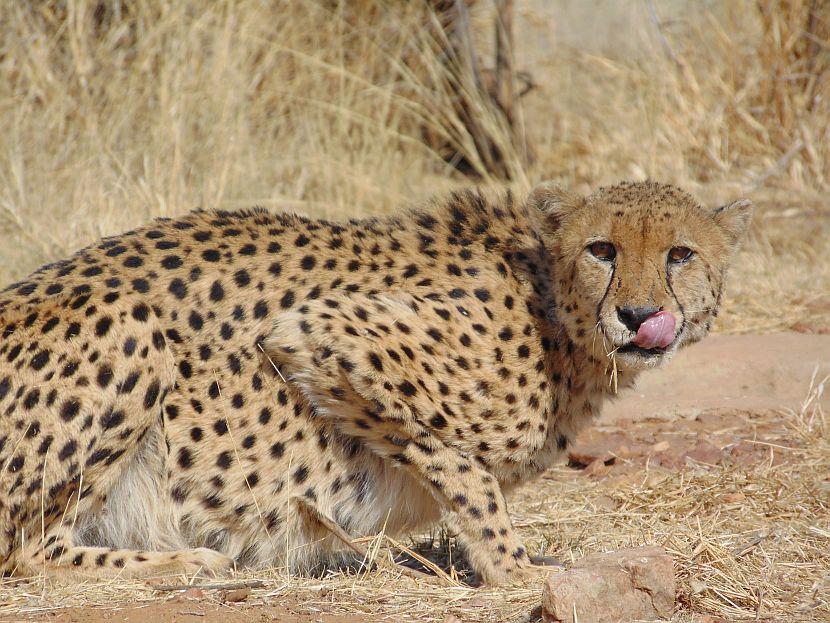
[616,306,661,332]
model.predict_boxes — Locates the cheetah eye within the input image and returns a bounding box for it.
[668,246,694,263]
[587,241,616,262]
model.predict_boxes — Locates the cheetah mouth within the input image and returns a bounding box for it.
[617,343,668,357]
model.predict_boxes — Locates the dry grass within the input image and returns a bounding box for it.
[0,1,828,621]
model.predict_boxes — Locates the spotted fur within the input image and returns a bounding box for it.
[0,181,750,584]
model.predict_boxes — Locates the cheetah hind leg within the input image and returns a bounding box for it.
[16,523,231,580]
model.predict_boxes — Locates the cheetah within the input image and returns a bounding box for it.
[0,180,751,585]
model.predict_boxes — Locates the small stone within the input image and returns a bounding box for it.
[541,546,674,623]
[171,587,204,602]
[220,586,251,603]
[651,440,671,453]
[722,492,746,503]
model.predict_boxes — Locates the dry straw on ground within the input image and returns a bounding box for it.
[0,1,828,621]
[2,377,827,621]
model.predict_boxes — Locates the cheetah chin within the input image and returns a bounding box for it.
[0,180,751,585]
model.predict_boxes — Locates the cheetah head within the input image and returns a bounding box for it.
[531,180,752,370]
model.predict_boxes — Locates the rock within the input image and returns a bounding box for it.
[171,587,205,602]
[651,440,671,453]
[220,586,252,603]
[541,546,674,623]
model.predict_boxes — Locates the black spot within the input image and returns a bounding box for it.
[161,255,183,269]
[169,279,188,300]
[474,288,491,302]
[30,350,50,371]
[430,413,448,429]
[216,451,232,469]
[294,234,310,247]
[23,388,40,410]
[300,255,316,270]
[100,409,125,430]
[41,317,60,335]
[132,304,150,322]
[227,354,242,375]
[234,269,251,287]
[280,291,295,308]
[188,311,203,331]
[293,465,309,484]
[209,280,225,301]
[178,447,193,469]
[368,353,383,372]
[202,249,221,262]
[208,381,220,399]
[60,361,79,378]
[143,380,161,409]
[58,440,77,461]
[398,381,417,397]
[60,399,81,421]
[118,371,140,394]
[253,300,268,319]
[94,316,113,338]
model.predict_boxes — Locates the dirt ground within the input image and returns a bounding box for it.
[2,331,827,623]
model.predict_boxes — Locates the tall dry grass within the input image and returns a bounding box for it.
[0,0,828,330]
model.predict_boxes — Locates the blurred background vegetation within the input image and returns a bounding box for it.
[1,0,828,332]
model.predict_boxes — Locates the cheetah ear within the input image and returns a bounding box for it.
[713,199,753,243]
[528,182,584,230]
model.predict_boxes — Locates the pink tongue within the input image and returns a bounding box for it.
[632,311,676,349]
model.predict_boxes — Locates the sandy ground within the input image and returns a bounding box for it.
[2,332,827,623]
[606,332,829,421]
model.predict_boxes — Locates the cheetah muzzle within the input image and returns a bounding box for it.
[0,180,751,586]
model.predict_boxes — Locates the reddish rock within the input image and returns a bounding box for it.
[541,546,674,623]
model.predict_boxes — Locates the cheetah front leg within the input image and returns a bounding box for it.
[264,294,535,585]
